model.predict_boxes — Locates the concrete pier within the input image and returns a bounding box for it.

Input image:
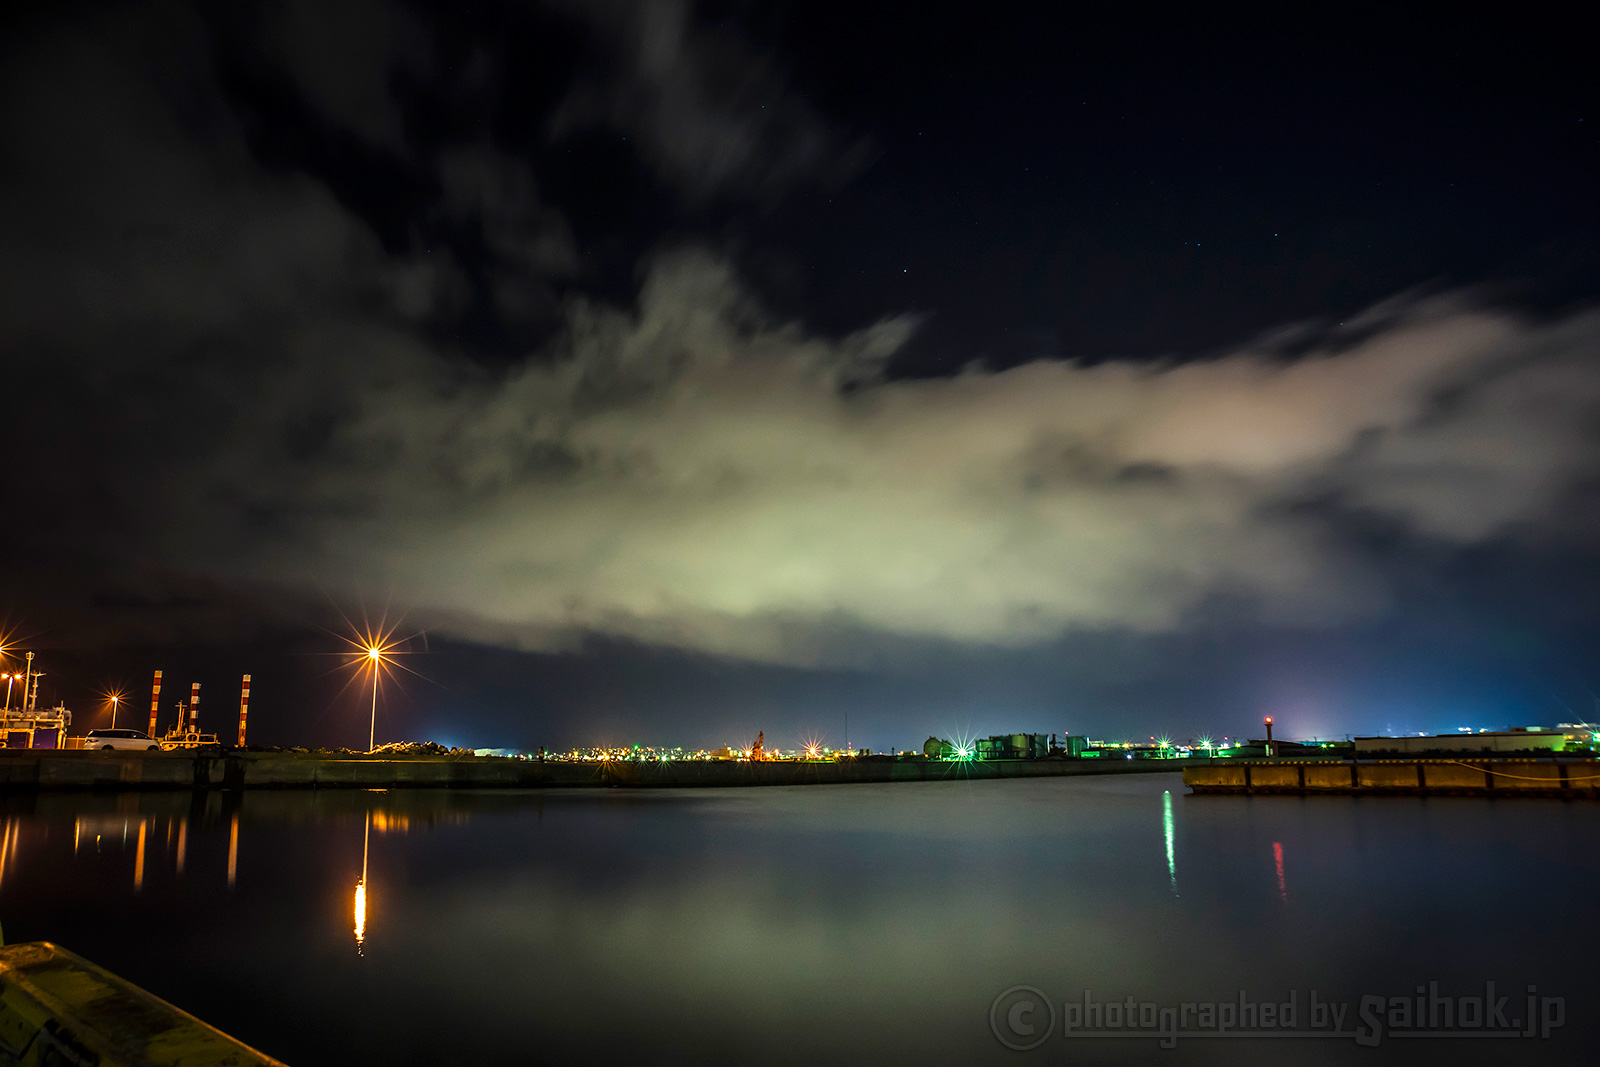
[0,750,1185,792]
[1184,758,1600,798]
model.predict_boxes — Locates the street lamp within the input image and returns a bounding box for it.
[338,620,415,752]
[111,694,119,729]
[366,646,383,752]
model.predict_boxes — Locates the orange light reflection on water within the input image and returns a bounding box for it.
[134,821,146,891]
[354,810,370,955]
[371,811,409,833]
[353,879,366,953]
[227,814,238,887]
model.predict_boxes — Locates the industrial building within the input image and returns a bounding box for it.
[1353,729,1564,755]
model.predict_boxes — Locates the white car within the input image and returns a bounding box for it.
[85,728,162,752]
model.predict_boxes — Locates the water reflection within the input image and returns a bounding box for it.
[1162,789,1176,894]
[0,819,13,890]
[134,820,146,891]
[3,791,466,910]
[0,780,1596,1066]
[354,811,369,956]
[227,813,238,888]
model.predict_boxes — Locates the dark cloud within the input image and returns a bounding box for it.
[546,0,871,199]
[434,146,578,324]
[246,0,431,148]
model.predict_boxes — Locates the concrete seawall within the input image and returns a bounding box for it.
[0,750,1185,791]
[601,756,1176,787]
[1184,758,1600,798]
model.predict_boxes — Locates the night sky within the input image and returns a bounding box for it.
[1,2,1596,751]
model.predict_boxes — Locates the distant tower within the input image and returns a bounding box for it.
[189,683,201,734]
[751,730,764,762]
[1264,716,1275,757]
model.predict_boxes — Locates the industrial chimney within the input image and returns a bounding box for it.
[238,675,251,747]
[148,670,163,738]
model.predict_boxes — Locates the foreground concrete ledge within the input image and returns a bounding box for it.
[0,750,1187,791]
[1184,757,1600,798]
[0,941,284,1065]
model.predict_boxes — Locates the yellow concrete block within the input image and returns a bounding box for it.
[1183,764,1247,788]
[1418,763,1487,790]
[1357,764,1420,789]
[1490,763,1563,791]
[1249,765,1300,788]
[1302,764,1352,790]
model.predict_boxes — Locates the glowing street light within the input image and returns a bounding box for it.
[351,639,411,753]
[365,645,385,752]
[327,613,424,753]
[111,694,120,729]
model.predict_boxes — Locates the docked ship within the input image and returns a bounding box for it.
[151,677,222,748]
[0,651,71,749]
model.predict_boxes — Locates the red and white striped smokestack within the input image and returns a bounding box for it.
[189,683,201,733]
[148,670,163,738]
[238,674,251,747]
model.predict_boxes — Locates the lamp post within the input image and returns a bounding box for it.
[345,629,406,753]
[111,694,119,729]
[3,674,12,713]
[367,647,381,752]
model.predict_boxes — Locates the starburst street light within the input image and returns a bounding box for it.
[362,641,392,752]
[325,611,426,754]
[94,686,127,729]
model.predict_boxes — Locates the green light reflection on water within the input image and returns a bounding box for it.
[1163,789,1176,893]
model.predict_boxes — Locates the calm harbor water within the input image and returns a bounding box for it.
[0,774,1595,1065]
